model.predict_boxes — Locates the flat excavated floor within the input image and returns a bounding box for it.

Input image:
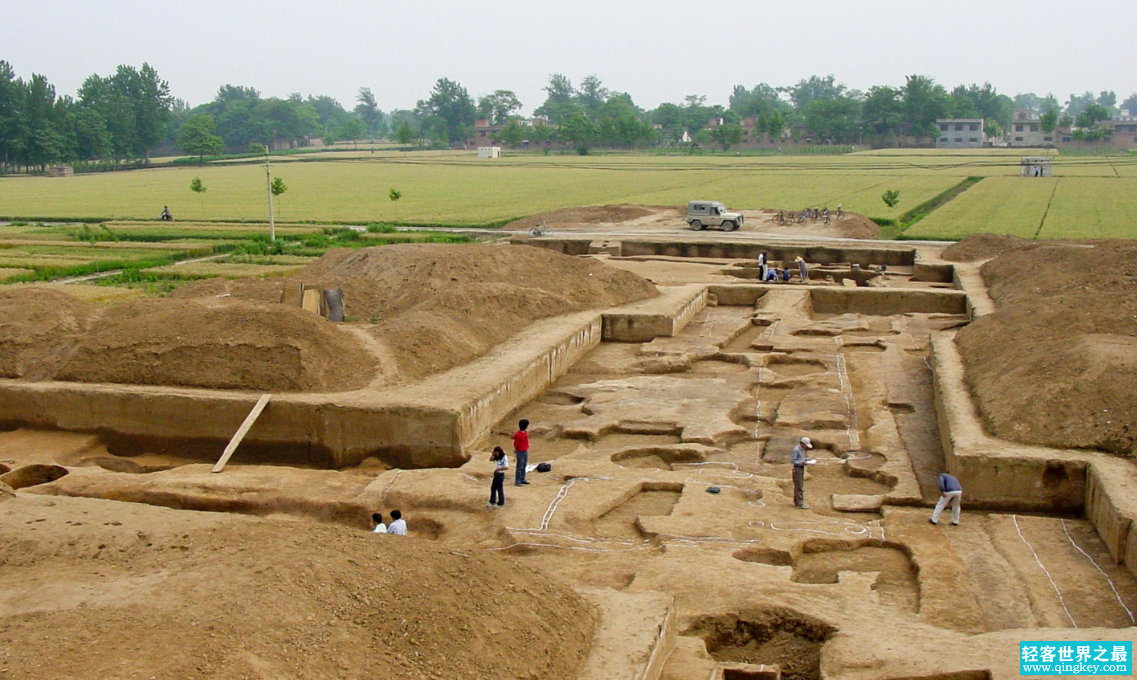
[3,243,1136,680]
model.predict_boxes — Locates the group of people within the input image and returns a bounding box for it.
[371,509,407,535]
[372,422,965,537]
[790,434,964,524]
[757,252,809,283]
[776,205,843,226]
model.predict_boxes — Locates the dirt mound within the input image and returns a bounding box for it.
[832,214,881,240]
[176,244,658,380]
[0,287,92,379]
[957,240,1137,457]
[56,298,377,392]
[504,204,675,230]
[0,495,596,679]
[942,233,1034,261]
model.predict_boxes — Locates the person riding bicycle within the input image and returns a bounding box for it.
[159,206,172,221]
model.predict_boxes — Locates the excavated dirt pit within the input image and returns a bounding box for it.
[685,608,837,680]
[6,243,1137,680]
[793,542,919,612]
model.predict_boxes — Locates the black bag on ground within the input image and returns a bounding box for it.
[536,462,552,473]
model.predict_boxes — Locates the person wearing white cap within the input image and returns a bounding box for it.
[790,436,813,509]
[795,256,808,283]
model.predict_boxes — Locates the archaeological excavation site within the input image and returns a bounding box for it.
[2,232,1136,680]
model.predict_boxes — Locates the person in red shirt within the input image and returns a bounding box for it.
[513,419,530,486]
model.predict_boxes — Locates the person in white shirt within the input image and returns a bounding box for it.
[489,446,508,508]
[371,512,387,534]
[387,509,407,536]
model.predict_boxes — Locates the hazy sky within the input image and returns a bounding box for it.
[2,0,1133,113]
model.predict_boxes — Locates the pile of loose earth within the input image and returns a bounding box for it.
[1,244,657,391]
[176,243,658,379]
[0,494,597,680]
[957,239,1137,457]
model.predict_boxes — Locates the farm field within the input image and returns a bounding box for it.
[0,219,475,284]
[1,149,1135,237]
[905,176,1137,240]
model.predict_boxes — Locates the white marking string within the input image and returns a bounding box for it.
[538,477,611,531]
[1013,514,1077,628]
[1061,519,1136,625]
[834,348,861,450]
[763,519,885,541]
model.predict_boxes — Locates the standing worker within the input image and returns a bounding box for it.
[930,473,963,525]
[513,419,531,486]
[791,437,814,509]
[757,251,769,281]
[488,446,508,508]
[796,256,808,283]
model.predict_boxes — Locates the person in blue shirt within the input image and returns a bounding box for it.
[930,473,963,525]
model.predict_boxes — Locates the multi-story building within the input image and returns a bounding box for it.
[935,119,985,148]
[1008,109,1054,147]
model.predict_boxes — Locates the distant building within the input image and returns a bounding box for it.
[476,146,501,159]
[46,165,74,177]
[935,119,984,148]
[1008,109,1054,147]
[1110,115,1137,147]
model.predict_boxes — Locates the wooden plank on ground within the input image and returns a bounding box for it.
[301,288,324,315]
[212,394,272,473]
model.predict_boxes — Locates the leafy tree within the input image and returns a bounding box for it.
[337,116,367,148]
[493,118,524,147]
[270,176,287,216]
[388,188,402,201]
[177,114,223,162]
[576,75,609,110]
[901,75,950,139]
[1039,109,1059,133]
[1064,91,1097,118]
[1096,90,1117,111]
[535,74,576,124]
[529,121,553,144]
[1059,113,1073,128]
[984,118,1002,139]
[354,87,383,137]
[861,86,904,140]
[476,90,522,125]
[710,123,744,151]
[788,75,846,111]
[1121,93,1137,115]
[415,78,476,145]
[1075,103,1110,129]
[804,97,861,143]
[558,112,596,155]
[763,110,786,138]
[190,177,206,215]
[395,120,414,146]
[882,189,900,209]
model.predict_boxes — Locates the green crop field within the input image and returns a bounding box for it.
[2,149,1135,239]
[905,176,1137,240]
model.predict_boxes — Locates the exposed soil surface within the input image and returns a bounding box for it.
[941,233,1033,261]
[0,494,596,680]
[3,245,656,392]
[175,244,658,380]
[957,239,1137,457]
[505,204,881,239]
[504,204,674,231]
[0,287,92,380]
[57,298,377,392]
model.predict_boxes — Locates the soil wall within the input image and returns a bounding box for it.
[521,239,917,267]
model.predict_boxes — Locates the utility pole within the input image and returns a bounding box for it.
[263,144,275,242]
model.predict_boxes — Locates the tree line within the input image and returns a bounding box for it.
[2,58,1135,171]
